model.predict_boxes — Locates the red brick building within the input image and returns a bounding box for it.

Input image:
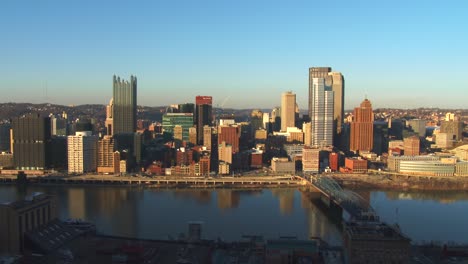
[343,157,368,174]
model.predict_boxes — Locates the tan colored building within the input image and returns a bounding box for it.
[105,98,113,136]
[255,129,268,140]
[302,122,312,146]
[436,132,454,149]
[189,127,197,145]
[0,193,58,254]
[281,91,296,131]
[286,127,304,143]
[271,157,295,174]
[97,136,120,174]
[441,120,463,141]
[203,125,213,150]
[173,125,183,141]
[302,147,319,173]
[403,136,420,156]
[218,141,233,164]
[350,99,374,153]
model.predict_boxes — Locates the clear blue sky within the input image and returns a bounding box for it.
[1,0,467,110]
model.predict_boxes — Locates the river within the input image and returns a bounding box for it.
[1,185,467,246]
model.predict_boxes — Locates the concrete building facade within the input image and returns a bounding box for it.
[67,131,98,173]
[281,91,296,131]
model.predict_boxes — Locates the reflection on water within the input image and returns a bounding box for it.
[2,185,468,244]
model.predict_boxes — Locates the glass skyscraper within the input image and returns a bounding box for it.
[309,78,334,147]
[113,75,137,135]
[162,113,194,142]
[308,67,344,144]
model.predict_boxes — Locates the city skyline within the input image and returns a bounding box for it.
[1,1,467,109]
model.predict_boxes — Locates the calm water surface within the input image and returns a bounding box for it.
[1,185,467,245]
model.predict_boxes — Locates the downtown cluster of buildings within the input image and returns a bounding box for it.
[0,67,467,177]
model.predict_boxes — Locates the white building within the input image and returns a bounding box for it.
[67,131,98,173]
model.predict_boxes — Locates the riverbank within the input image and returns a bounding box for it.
[0,174,305,189]
[331,173,468,191]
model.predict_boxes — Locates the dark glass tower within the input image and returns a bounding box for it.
[195,96,213,145]
[12,113,51,170]
[113,75,137,135]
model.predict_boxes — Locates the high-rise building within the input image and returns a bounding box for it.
[309,67,344,143]
[218,125,240,153]
[67,131,98,173]
[97,136,120,174]
[407,119,426,137]
[0,123,11,152]
[11,114,51,170]
[281,91,296,131]
[350,99,374,153]
[218,141,233,164]
[162,113,194,142]
[50,114,67,136]
[203,126,213,150]
[251,110,264,131]
[403,136,420,156]
[105,98,114,136]
[178,103,195,114]
[189,127,197,145]
[309,78,334,147]
[195,96,213,145]
[441,120,463,141]
[302,146,320,173]
[113,75,137,135]
[302,122,312,146]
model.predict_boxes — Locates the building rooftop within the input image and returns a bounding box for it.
[0,192,52,209]
[345,222,411,242]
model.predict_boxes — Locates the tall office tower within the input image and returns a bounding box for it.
[50,114,67,136]
[309,67,344,142]
[113,75,137,135]
[218,125,240,153]
[11,114,51,170]
[0,123,11,152]
[281,91,296,131]
[262,113,270,131]
[309,78,334,147]
[270,107,281,132]
[302,122,312,146]
[195,96,213,145]
[403,136,420,156]
[350,98,374,153]
[105,98,114,136]
[251,110,264,131]
[407,119,426,137]
[441,120,463,141]
[67,131,98,173]
[218,141,233,164]
[173,125,183,141]
[203,126,213,150]
[162,113,194,142]
[179,103,195,114]
[97,135,120,174]
[189,127,197,145]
